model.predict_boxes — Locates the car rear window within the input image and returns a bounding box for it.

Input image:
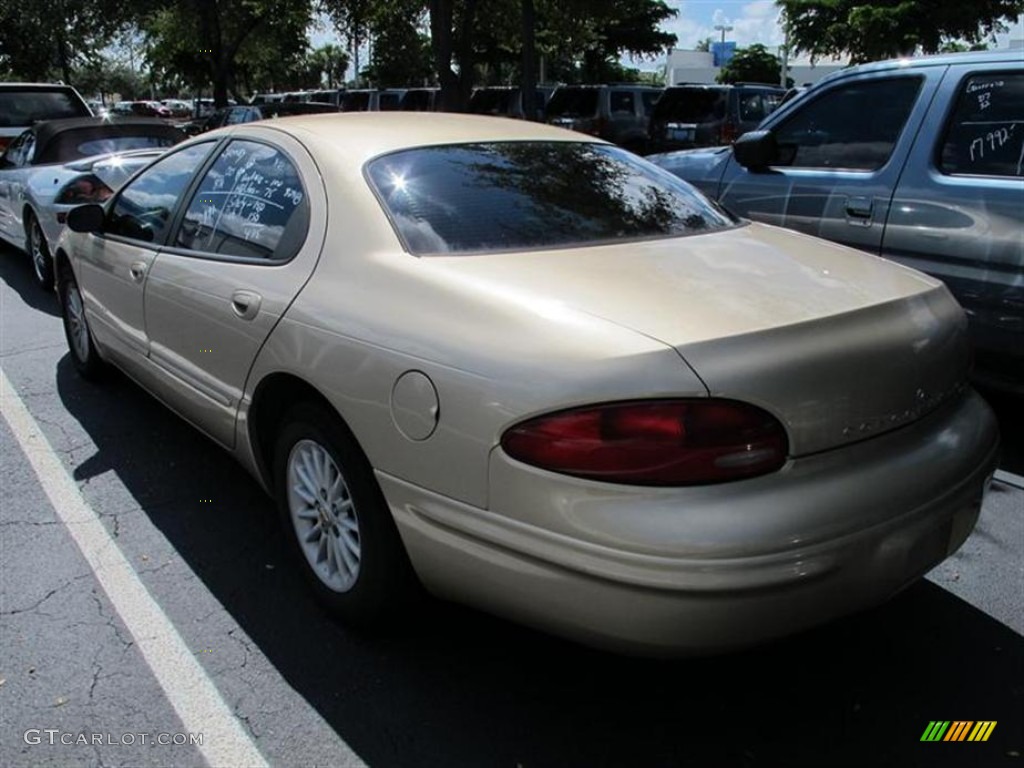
[0,89,90,126]
[653,89,727,122]
[469,89,515,114]
[73,135,178,158]
[366,141,738,255]
[546,89,599,118]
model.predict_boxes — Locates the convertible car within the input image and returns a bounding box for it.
[54,114,998,655]
[0,116,182,288]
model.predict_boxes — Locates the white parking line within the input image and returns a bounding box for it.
[0,366,270,768]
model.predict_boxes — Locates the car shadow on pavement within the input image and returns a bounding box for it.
[55,356,1023,768]
[0,244,61,319]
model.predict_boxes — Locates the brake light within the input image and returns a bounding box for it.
[55,174,113,205]
[0,136,10,153]
[501,399,788,486]
[721,119,738,145]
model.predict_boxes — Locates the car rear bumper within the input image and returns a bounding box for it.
[381,389,999,656]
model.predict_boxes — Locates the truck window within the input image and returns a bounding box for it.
[938,72,1023,178]
[771,77,922,171]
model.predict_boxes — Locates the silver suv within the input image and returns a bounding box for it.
[0,83,91,151]
[651,51,1023,392]
[546,84,663,153]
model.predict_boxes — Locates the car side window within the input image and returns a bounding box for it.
[739,93,765,122]
[610,91,635,115]
[938,72,1023,177]
[174,140,308,262]
[225,107,254,125]
[772,77,922,171]
[3,131,30,166]
[641,91,661,115]
[106,143,214,244]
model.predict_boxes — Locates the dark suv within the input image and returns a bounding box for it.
[648,83,784,153]
[546,84,663,153]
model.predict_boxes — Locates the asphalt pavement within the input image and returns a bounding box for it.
[1,243,1022,768]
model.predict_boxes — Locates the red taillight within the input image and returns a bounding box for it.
[721,119,739,145]
[0,136,10,153]
[501,399,788,486]
[55,174,113,205]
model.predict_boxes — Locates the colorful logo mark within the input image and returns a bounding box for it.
[921,721,996,742]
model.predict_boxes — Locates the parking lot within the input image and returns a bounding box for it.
[1,242,1022,768]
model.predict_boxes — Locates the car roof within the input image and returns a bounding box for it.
[33,116,172,145]
[226,112,604,161]
[0,82,79,91]
[817,49,1022,88]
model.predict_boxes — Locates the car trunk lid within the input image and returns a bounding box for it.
[430,222,970,456]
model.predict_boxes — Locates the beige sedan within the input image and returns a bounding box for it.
[55,114,999,655]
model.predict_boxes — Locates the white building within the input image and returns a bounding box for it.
[665,48,848,88]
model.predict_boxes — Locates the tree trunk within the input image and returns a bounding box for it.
[520,0,537,120]
[429,0,460,111]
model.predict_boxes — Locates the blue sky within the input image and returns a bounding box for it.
[656,1,1023,52]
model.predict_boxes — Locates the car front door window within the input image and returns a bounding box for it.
[105,143,214,243]
[773,77,923,171]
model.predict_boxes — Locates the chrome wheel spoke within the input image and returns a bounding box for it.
[335,533,356,575]
[287,438,361,593]
[302,521,321,544]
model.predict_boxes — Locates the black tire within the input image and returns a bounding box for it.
[58,263,106,380]
[27,212,55,290]
[273,402,420,629]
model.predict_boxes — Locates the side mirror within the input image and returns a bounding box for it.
[733,130,778,171]
[66,204,105,233]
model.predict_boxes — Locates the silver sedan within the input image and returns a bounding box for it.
[54,114,999,655]
[0,117,181,288]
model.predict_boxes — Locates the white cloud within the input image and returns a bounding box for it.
[661,1,784,52]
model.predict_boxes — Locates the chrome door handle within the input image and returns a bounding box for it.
[231,289,262,320]
[129,261,147,282]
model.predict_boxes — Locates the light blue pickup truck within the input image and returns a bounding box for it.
[651,50,1023,392]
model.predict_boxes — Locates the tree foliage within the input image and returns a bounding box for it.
[324,0,677,108]
[717,43,781,85]
[141,0,313,104]
[0,0,141,84]
[778,0,1024,64]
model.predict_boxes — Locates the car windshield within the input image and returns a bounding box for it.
[367,141,738,255]
[0,89,89,125]
[546,89,599,118]
[653,89,727,122]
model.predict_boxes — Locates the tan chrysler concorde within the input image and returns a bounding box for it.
[55,113,999,655]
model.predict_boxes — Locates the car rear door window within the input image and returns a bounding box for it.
[106,142,214,243]
[772,77,923,170]
[938,72,1023,177]
[174,140,308,261]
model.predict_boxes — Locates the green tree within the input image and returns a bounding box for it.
[141,0,313,105]
[778,0,1023,64]
[716,43,781,85]
[326,0,677,107]
[0,0,142,84]
[307,44,350,89]
[695,37,712,52]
